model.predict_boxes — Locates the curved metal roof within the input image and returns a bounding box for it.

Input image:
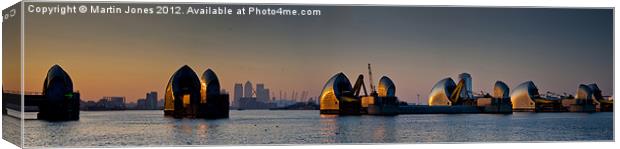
[377,76,396,97]
[42,65,74,101]
[201,68,221,96]
[576,84,593,100]
[320,73,353,101]
[164,65,201,111]
[493,81,510,99]
[458,73,474,99]
[428,77,456,106]
[167,65,201,94]
[510,81,538,109]
[587,83,603,100]
[511,81,540,99]
[319,73,353,110]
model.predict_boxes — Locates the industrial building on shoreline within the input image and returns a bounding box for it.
[319,64,613,115]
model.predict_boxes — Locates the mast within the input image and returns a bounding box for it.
[368,63,376,93]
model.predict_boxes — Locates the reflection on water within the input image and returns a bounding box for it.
[319,114,399,143]
[371,116,396,143]
[17,110,614,147]
[318,114,337,143]
[2,114,22,146]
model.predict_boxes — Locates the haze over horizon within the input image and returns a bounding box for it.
[3,5,613,104]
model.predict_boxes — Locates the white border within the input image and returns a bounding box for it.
[0,0,617,149]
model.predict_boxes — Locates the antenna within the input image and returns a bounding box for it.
[417,94,420,105]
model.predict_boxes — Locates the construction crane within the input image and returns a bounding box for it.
[368,63,377,95]
[352,74,368,97]
[301,91,308,101]
[449,79,466,104]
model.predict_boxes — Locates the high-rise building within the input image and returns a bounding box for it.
[264,89,270,103]
[146,91,158,110]
[256,83,266,102]
[244,81,253,98]
[101,96,126,109]
[233,83,243,107]
[137,98,147,109]
[254,83,272,103]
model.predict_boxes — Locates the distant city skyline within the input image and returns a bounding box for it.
[4,5,613,104]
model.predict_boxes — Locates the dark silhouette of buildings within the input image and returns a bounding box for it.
[31,65,80,120]
[232,81,275,109]
[146,91,158,109]
[132,92,159,110]
[80,96,126,110]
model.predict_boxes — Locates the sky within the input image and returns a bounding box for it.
[6,3,613,104]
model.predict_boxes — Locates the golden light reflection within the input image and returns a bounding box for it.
[319,115,337,143]
[511,81,537,110]
[372,125,386,141]
[196,122,209,139]
[164,84,174,111]
[428,78,455,106]
[200,82,207,104]
[183,94,190,108]
[320,90,339,111]
[361,96,374,108]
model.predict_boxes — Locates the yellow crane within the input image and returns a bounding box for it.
[449,79,466,104]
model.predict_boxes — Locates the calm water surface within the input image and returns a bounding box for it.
[16,110,614,147]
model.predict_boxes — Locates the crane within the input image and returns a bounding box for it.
[352,74,368,97]
[449,79,466,105]
[368,63,377,95]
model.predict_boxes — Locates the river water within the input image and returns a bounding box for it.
[8,110,613,147]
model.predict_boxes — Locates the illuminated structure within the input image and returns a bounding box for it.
[320,64,400,115]
[428,77,456,106]
[587,84,602,99]
[200,69,229,118]
[38,65,80,121]
[572,84,597,112]
[319,72,360,115]
[428,73,477,106]
[475,81,513,113]
[587,84,613,111]
[366,76,399,115]
[164,65,201,118]
[201,69,221,98]
[565,83,612,112]
[488,81,512,113]
[493,81,510,100]
[510,81,537,111]
[377,76,395,97]
[575,84,594,100]
[458,73,474,99]
[164,65,229,119]
[510,81,563,112]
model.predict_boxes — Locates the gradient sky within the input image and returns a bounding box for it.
[8,3,613,104]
